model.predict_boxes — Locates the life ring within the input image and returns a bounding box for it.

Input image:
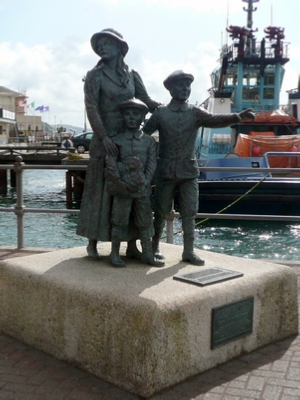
[62,138,73,149]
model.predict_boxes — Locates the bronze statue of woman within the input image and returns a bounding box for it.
[76,28,160,259]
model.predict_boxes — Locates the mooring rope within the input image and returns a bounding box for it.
[161,172,271,238]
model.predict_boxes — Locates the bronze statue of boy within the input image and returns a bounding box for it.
[144,70,255,266]
[105,99,165,268]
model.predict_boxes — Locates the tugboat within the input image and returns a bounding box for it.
[196,0,300,216]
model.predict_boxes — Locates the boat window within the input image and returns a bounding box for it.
[292,104,298,119]
[263,88,274,99]
[225,71,238,86]
[243,87,259,100]
[242,70,259,86]
[248,76,257,85]
[264,73,275,86]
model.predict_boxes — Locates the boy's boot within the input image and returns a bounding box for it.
[126,239,142,260]
[110,227,125,267]
[152,216,165,260]
[181,217,205,266]
[141,229,165,267]
[87,239,100,260]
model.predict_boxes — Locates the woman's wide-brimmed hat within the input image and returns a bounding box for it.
[91,28,129,57]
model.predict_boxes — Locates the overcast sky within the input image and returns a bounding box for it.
[1,0,299,129]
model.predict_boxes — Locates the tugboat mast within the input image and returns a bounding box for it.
[219,0,289,112]
[243,0,259,29]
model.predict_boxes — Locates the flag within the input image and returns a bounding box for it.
[35,105,50,112]
[18,100,27,107]
[26,102,35,108]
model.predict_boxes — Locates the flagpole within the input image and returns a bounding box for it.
[25,104,27,143]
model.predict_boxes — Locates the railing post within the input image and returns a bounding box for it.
[165,209,175,244]
[13,156,25,249]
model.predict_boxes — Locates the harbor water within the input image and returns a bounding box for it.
[1,169,300,261]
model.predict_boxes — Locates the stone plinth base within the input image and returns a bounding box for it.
[0,243,298,397]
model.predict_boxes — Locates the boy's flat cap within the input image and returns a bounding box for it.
[163,70,194,90]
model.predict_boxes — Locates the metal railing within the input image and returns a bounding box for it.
[2,156,300,249]
[0,156,84,249]
[0,145,70,156]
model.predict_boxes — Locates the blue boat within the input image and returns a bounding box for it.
[196,0,300,216]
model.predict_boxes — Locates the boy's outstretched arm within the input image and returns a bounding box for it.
[238,108,256,121]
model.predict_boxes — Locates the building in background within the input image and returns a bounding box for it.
[0,86,42,144]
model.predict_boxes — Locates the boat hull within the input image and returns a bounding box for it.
[198,179,300,215]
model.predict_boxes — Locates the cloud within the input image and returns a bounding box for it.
[138,42,218,105]
[145,0,230,12]
[2,0,299,130]
[1,34,220,127]
[91,0,242,13]
[1,38,95,127]
[280,44,300,104]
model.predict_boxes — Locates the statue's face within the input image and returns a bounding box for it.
[97,36,120,60]
[122,108,145,131]
[169,79,191,101]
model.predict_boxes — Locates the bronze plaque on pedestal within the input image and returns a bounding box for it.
[211,297,254,349]
[173,267,243,287]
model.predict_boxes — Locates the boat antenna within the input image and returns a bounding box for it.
[270,0,273,25]
[226,0,229,46]
[242,0,259,29]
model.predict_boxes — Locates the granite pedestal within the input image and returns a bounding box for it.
[0,243,298,397]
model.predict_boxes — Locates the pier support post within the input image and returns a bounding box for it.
[72,171,85,202]
[66,171,73,206]
[65,170,85,205]
[0,169,7,195]
[10,169,16,188]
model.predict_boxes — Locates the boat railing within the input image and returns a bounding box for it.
[263,151,300,168]
[2,156,300,249]
[227,41,289,61]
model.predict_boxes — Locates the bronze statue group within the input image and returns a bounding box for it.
[76,29,255,268]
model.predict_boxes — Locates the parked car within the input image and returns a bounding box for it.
[72,131,93,153]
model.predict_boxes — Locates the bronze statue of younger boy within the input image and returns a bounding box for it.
[105,99,164,268]
[144,70,255,266]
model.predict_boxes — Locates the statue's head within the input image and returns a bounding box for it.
[163,70,194,101]
[119,99,149,131]
[90,28,129,57]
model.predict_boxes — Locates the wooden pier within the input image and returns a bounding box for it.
[0,146,89,205]
[62,156,88,205]
[0,145,70,163]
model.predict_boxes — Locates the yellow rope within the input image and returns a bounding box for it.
[161,172,271,238]
[195,172,271,227]
[67,151,83,161]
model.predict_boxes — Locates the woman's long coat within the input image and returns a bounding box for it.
[76,63,159,241]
